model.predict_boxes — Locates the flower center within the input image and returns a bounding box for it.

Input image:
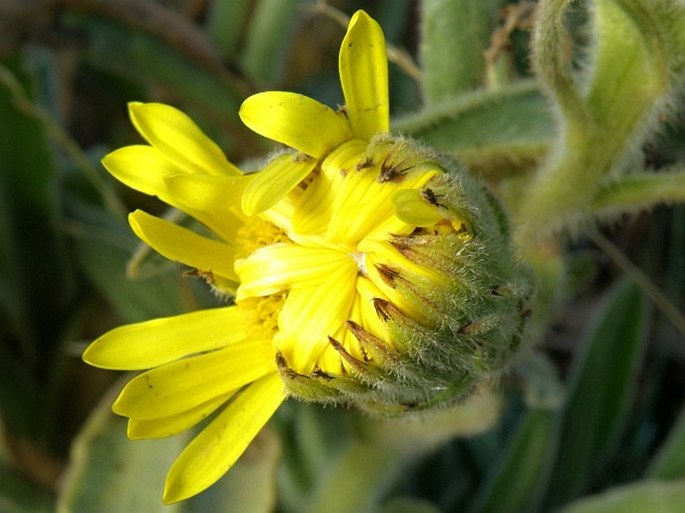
[235,216,289,260]
[351,250,368,276]
[234,137,446,377]
[238,295,286,341]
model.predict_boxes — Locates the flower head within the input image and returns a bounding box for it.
[83,10,531,503]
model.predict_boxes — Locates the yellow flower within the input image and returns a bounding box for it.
[83,10,531,504]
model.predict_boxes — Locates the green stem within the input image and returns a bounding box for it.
[0,63,127,220]
[531,0,589,132]
[308,440,410,513]
[420,0,501,103]
[516,0,680,248]
[393,80,541,134]
[590,169,685,216]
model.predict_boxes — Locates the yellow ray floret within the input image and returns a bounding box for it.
[239,92,353,158]
[163,373,285,504]
[339,10,389,140]
[83,307,247,370]
[129,210,239,283]
[112,339,275,420]
[128,102,241,176]
[241,152,318,216]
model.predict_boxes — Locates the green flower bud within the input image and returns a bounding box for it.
[267,134,533,415]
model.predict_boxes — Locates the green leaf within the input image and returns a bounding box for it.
[305,439,408,513]
[205,0,251,60]
[649,407,685,480]
[0,462,53,513]
[378,497,441,513]
[0,344,41,439]
[420,0,502,103]
[530,0,588,132]
[464,353,565,513]
[57,384,189,513]
[392,81,552,176]
[0,56,71,438]
[68,203,198,323]
[0,57,65,343]
[544,280,648,509]
[466,409,556,513]
[276,404,350,512]
[590,168,685,218]
[60,10,248,151]
[557,479,685,513]
[585,0,672,140]
[74,233,194,323]
[239,0,299,86]
[304,392,501,513]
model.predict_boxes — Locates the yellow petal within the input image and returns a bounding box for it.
[164,173,248,212]
[127,393,232,439]
[113,339,275,420]
[241,153,317,216]
[83,307,247,370]
[356,276,392,344]
[326,166,395,244]
[102,145,181,203]
[391,188,445,226]
[292,139,366,234]
[235,243,355,300]
[102,145,241,242]
[260,185,301,233]
[339,11,389,140]
[275,265,358,373]
[129,210,239,282]
[163,373,285,504]
[128,102,240,176]
[328,166,439,245]
[239,92,353,158]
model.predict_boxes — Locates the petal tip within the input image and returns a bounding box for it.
[127,101,145,120]
[81,335,115,369]
[349,9,371,26]
[163,469,200,504]
[162,487,181,505]
[81,343,97,366]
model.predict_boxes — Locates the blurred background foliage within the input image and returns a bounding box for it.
[1,0,685,512]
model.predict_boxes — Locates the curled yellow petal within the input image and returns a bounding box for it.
[163,373,285,504]
[102,146,243,242]
[241,153,318,216]
[239,92,352,158]
[292,139,367,234]
[339,10,389,140]
[391,188,445,226]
